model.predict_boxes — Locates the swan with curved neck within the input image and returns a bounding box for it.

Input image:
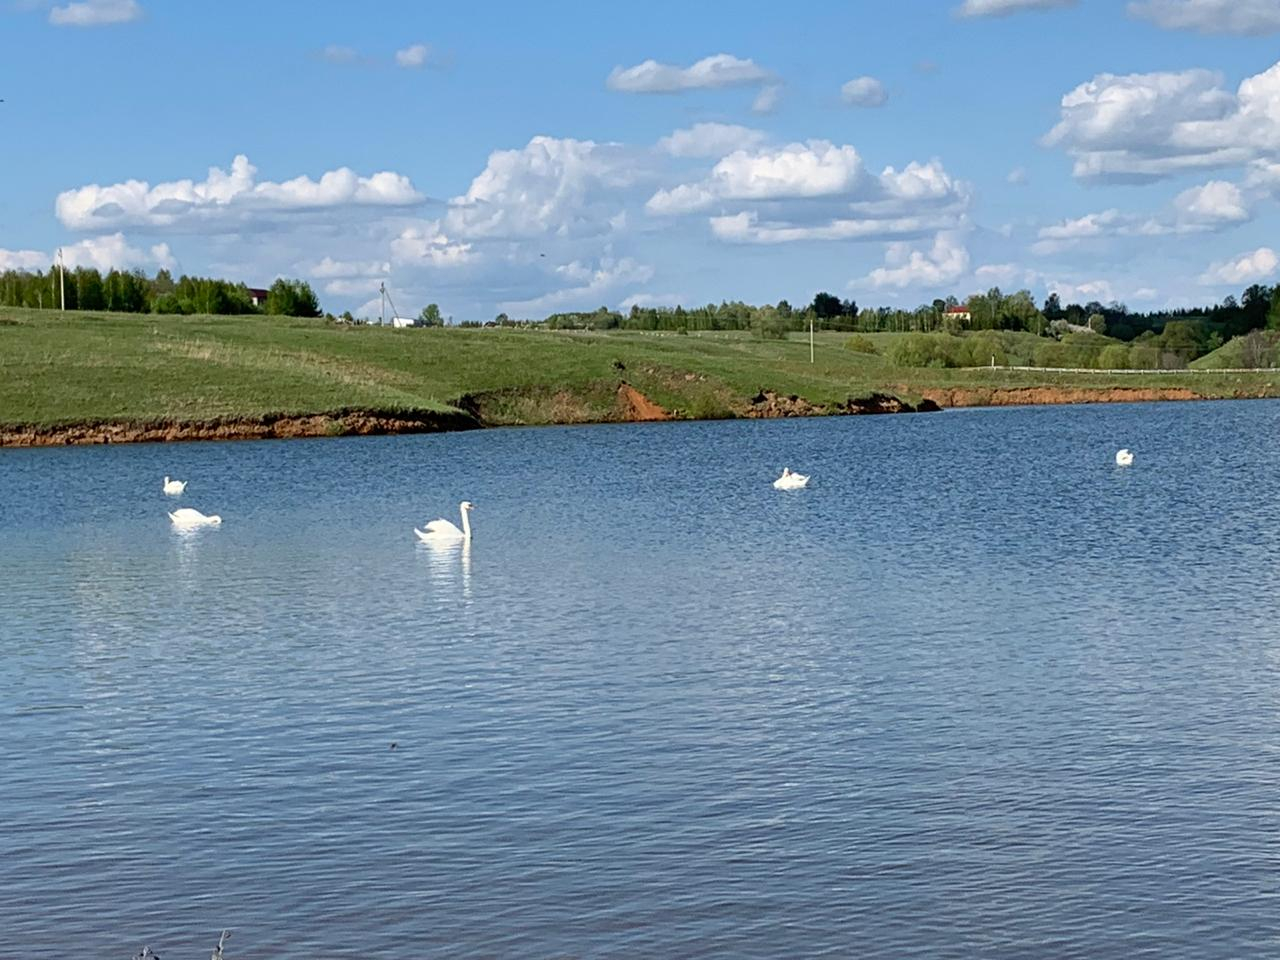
[415,501,474,542]
[773,467,809,490]
[169,507,221,526]
[163,476,187,495]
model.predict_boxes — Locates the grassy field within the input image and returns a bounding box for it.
[2,307,1278,431]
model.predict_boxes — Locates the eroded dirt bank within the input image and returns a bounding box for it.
[0,409,480,447]
[917,386,1206,407]
[3,380,1258,448]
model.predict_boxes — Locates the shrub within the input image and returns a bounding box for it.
[1097,344,1131,369]
[844,334,877,354]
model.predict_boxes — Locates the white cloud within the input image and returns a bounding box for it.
[55,155,423,231]
[306,256,390,279]
[648,140,865,214]
[1007,166,1029,185]
[319,44,358,64]
[1171,179,1250,224]
[1198,246,1279,284]
[620,292,685,310]
[1128,0,1280,35]
[443,136,636,240]
[658,123,767,158]
[1043,61,1280,181]
[0,248,51,271]
[752,84,782,114]
[59,233,175,272]
[607,53,770,93]
[841,77,888,108]
[711,211,959,244]
[500,256,654,312]
[974,263,1023,284]
[956,0,1075,16]
[1034,177,1252,253]
[866,232,970,288]
[390,223,474,266]
[648,141,968,245]
[49,0,141,27]
[1046,278,1118,302]
[395,43,429,68]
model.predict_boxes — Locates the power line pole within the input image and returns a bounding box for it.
[809,315,814,363]
[58,248,65,311]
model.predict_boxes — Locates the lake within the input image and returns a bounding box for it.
[2,401,1279,958]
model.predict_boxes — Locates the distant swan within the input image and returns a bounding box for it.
[773,467,810,490]
[163,476,187,495]
[415,501,474,542]
[169,507,221,526]
[1115,449,1134,466]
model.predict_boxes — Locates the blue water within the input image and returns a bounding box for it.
[3,401,1280,959]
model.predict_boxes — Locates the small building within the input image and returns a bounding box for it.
[246,287,269,308]
[390,315,418,328]
[943,305,971,322]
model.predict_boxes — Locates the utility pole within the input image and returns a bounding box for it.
[380,282,386,326]
[809,315,814,363]
[58,248,65,311]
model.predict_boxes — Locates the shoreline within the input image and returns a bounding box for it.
[1,383,1266,449]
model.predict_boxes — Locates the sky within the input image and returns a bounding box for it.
[4,0,1280,321]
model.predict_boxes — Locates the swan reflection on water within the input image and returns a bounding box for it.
[418,535,472,598]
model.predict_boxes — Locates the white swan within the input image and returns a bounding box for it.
[163,475,187,495]
[415,501,474,542]
[773,467,810,490]
[1115,449,1134,467]
[169,507,222,527]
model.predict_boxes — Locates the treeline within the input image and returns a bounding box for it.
[0,267,321,317]
[535,283,1280,366]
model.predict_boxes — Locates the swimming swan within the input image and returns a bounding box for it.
[1115,449,1134,466]
[169,507,222,526]
[773,467,810,490]
[163,476,187,495]
[415,501,474,542]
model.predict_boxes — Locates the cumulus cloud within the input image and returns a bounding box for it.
[1007,166,1029,185]
[974,263,1024,284]
[648,140,866,214]
[59,233,175,272]
[1128,0,1280,35]
[49,0,141,27]
[395,43,429,68]
[956,0,1075,17]
[390,223,475,266]
[0,248,52,271]
[658,123,767,158]
[1043,61,1280,181]
[647,140,968,244]
[1198,246,1279,284]
[444,136,637,239]
[306,256,390,279]
[1046,278,1118,302]
[841,77,888,108]
[500,256,654,312]
[55,155,423,232]
[1171,179,1250,224]
[752,84,782,114]
[607,53,770,93]
[620,291,686,310]
[1033,178,1252,253]
[865,232,970,288]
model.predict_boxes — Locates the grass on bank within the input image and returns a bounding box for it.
[2,308,1278,429]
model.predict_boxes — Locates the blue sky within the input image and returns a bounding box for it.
[4,0,1280,320]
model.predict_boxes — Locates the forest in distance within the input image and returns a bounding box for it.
[4,262,1280,369]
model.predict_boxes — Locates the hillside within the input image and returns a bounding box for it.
[2,309,1278,444]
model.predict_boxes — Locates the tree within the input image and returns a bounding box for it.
[811,291,843,320]
[1087,313,1107,335]
[418,303,443,326]
[264,278,321,317]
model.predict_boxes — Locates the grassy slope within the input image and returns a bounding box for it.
[2,308,1278,428]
